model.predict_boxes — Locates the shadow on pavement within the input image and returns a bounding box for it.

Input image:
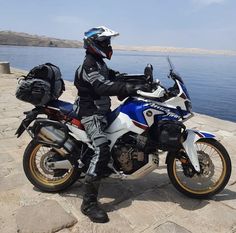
[57,171,236,214]
[213,188,236,201]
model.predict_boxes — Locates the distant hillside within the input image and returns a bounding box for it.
[0,31,83,48]
[1,30,235,56]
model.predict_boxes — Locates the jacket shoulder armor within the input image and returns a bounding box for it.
[83,55,101,74]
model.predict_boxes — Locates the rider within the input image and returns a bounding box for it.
[74,26,150,223]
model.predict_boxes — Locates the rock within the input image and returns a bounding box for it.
[154,221,191,233]
[16,200,77,233]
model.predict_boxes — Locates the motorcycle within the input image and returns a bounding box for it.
[16,57,231,199]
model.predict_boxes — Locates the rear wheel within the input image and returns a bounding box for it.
[167,138,231,199]
[23,140,79,192]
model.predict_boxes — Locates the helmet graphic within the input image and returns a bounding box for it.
[84,26,119,59]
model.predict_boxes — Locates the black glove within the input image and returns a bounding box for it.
[126,83,151,96]
[117,83,151,101]
[109,69,128,79]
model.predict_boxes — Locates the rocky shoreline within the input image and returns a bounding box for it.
[0,68,236,233]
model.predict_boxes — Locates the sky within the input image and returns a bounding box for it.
[0,0,235,50]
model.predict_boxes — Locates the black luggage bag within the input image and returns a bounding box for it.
[16,63,65,106]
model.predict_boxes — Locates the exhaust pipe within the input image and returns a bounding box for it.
[38,126,75,152]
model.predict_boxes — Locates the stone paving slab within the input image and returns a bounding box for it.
[16,200,77,233]
[154,221,191,233]
[0,69,236,233]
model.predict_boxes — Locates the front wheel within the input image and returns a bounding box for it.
[167,138,231,199]
[23,140,79,192]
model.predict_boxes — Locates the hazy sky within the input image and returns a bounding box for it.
[0,0,235,50]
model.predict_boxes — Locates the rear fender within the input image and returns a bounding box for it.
[182,129,215,172]
[15,108,43,138]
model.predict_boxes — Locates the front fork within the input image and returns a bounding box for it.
[181,129,216,172]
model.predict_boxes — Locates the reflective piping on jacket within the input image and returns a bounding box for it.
[83,69,99,84]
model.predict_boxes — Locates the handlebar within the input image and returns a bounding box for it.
[137,83,166,99]
[122,58,183,99]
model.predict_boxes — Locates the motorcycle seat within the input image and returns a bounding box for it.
[47,100,78,118]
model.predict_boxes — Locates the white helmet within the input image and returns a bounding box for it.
[83,26,119,59]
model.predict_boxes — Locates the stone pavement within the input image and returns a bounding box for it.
[0,69,236,233]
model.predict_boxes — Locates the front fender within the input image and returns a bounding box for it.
[182,129,215,172]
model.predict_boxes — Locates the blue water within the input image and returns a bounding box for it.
[1,45,236,122]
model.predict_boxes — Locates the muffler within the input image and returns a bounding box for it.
[37,125,75,152]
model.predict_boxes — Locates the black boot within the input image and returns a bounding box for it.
[81,180,109,223]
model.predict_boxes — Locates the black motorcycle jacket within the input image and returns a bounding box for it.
[74,52,129,118]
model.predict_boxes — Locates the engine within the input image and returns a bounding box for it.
[112,133,150,174]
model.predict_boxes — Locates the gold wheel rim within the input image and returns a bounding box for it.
[173,141,227,195]
[29,144,74,186]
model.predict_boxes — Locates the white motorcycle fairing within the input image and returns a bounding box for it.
[67,112,146,149]
[182,129,215,172]
[68,112,216,174]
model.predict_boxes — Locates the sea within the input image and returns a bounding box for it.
[1,45,236,122]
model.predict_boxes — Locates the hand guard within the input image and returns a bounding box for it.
[136,85,166,98]
[154,85,165,97]
[117,83,151,101]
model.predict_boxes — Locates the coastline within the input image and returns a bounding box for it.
[113,44,236,56]
[0,68,235,233]
[1,43,236,56]
[1,30,236,56]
